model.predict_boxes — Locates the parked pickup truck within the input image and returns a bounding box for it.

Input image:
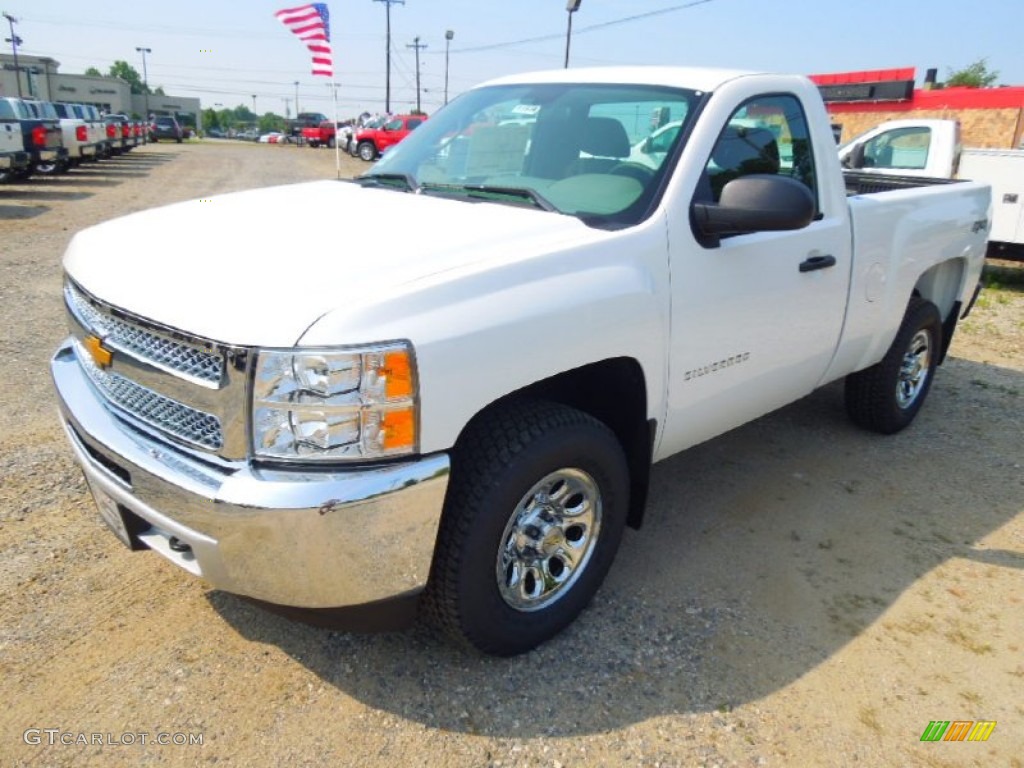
[0,96,66,179]
[52,67,989,656]
[0,98,31,181]
[839,118,1022,258]
[301,120,337,148]
[351,113,426,160]
[51,102,105,170]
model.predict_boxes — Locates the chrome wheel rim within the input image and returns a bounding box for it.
[896,329,932,409]
[496,468,602,612]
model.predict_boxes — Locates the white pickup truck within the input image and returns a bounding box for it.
[0,98,31,180]
[52,67,990,655]
[839,118,1023,258]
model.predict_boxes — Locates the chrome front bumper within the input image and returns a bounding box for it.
[52,340,450,609]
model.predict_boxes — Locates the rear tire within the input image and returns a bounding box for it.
[424,400,629,656]
[845,297,942,434]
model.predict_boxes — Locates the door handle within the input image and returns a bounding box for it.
[799,255,836,273]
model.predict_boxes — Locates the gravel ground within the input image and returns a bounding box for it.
[1,142,1021,767]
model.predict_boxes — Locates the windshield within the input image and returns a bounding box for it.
[365,82,699,227]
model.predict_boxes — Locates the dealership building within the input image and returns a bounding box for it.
[810,67,1024,149]
[1,53,201,128]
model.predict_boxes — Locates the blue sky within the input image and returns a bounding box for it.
[10,0,1022,118]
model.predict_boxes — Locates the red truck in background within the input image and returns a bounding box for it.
[301,120,337,148]
[351,114,427,161]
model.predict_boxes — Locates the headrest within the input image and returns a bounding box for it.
[580,117,630,158]
[711,125,780,174]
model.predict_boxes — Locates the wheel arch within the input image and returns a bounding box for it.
[450,357,654,530]
[912,258,966,323]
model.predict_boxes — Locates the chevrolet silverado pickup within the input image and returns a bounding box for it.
[52,67,990,655]
[0,98,31,181]
[0,96,66,180]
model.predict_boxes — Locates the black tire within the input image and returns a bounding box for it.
[845,297,943,434]
[176,137,183,144]
[357,141,377,161]
[327,137,335,149]
[424,400,629,656]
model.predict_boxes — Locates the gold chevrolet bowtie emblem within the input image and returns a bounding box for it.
[84,335,113,368]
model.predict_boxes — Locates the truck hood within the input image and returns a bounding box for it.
[64,180,595,346]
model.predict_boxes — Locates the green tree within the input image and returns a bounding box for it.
[202,108,221,131]
[257,112,286,134]
[84,66,102,77]
[153,86,166,96]
[107,60,150,94]
[946,58,1000,88]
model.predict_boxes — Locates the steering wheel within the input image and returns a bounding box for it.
[608,162,656,184]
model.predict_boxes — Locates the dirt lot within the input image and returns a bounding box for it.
[1,142,1021,767]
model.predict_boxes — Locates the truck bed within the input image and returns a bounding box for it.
[843,170,961,196]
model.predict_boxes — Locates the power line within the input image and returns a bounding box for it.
[452,0,715,54]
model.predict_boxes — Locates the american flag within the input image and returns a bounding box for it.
[275,3,333,78]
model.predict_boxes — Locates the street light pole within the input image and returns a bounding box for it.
[406,36,427,114]
[3,12,24,99]
[564,0,582,69]
[251,94,257,114]
[135,46,151,118]
[373,0,404,114]
[444,29,454,106]
[294,80,300,116]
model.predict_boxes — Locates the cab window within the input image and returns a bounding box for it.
[701,94,818,206]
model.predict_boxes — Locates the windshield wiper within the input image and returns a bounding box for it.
[352,173,419,192]
[419,182,557,212]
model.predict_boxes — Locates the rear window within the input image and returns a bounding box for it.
[0,100,17,120]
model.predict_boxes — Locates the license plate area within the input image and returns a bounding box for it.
[86,478,132,547]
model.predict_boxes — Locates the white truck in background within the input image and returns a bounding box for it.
[839,119,1024,258]
[53,67,991,656]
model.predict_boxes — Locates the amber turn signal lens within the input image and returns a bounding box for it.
[383,351,413,400]
[381,408,416,451]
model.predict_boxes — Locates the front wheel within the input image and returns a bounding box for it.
[357,141,377,161]
[845,297,943,434]
[424,400,629,656]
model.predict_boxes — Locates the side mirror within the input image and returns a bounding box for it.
[843,142,866,170]
[692,175,815,239]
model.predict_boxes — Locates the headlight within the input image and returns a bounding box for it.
[252,342,417,462]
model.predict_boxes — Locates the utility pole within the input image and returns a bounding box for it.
[373,0,404,114]
[294,80,300,115]
[283,97,291,118]
[564,0,582,69]
[251,94,257,114]
[406,36,427,114]
[444,29,454,106]
[136,46,151,118]
[3,12,23,99]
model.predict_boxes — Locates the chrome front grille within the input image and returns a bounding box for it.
[67,282,224,385]
[74,339,224,450]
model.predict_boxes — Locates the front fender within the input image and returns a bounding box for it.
[298,223,670,453]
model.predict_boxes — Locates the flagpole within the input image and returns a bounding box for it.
[332,80,341,179]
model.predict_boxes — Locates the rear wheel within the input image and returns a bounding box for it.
[845,297,943,434]
[424,400,629,656]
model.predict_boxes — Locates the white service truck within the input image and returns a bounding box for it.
[52,67,990,655]
[839,118,1023,258]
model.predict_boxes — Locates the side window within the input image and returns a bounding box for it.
[408,118,423,130]
[384,118,403,131]
[702,94,817,206]
[863,126,931,170]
